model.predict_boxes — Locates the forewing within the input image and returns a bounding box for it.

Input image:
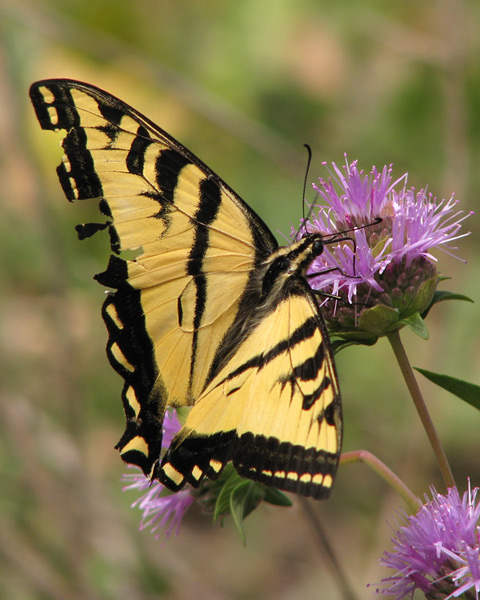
[159,280,342,500]
[30,79,277,476]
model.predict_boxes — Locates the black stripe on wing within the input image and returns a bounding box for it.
[99,257,164,475]
[158,429,339,500]
[187,178,223,389]
[211,315,318,385]
[157,430,237,489]
[234,433,338,500]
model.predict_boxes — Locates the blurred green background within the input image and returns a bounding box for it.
[1,1,479,599]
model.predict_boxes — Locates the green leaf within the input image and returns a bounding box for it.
[415,368,480,411]
[422,290,474,318]
[230,481,265,545]
[408,276,439,315]
[434,291,473,304]
[263,487,293,507]
[212,468,276,543]
[235,482,265,520]
[213,468,247,522]
[402,312,429,340]
[330,332,380,351]
[330,339,353,354]
[358,304,400,334]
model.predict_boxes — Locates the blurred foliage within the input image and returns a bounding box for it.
[1,0,480,598]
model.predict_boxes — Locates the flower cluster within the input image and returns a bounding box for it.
[298,158,472,339]
[122,408,195,541]
[377,484,480,600]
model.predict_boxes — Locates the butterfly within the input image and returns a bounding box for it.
[29,79,342,500]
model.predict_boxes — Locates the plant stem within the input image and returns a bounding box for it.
[300,498,360,600]
[340,451,420,513]
[387,330,456,490]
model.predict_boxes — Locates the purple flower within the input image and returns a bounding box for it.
[297,158,472,338]
[162,407,182,448]
[123,470,194,541]
[376,483,480,599]
[122,407,195,541]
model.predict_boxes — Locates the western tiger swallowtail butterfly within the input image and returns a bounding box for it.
[30,79,342,500]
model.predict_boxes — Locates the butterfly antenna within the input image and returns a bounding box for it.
[294,144,315,240]
[302,144,312,221]
[323,217,382,244]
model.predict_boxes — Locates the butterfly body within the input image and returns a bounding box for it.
[30,79,342,499]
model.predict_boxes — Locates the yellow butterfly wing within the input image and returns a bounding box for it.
[30,79,342,499]
[160,278,342,499]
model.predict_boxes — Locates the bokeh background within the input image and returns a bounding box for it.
[1,1,480,599]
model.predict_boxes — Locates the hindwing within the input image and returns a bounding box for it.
[30,79,342,499]
[160,279,342,499]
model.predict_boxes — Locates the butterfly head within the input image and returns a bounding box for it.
[261,233,325,297]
